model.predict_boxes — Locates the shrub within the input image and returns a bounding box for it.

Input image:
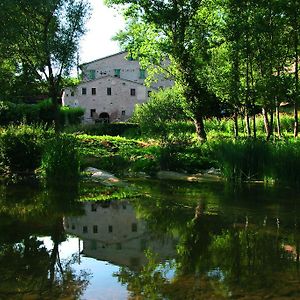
[41,134,80,186]
[0,124,53,174]
[132,87,187,137]
[60,106,84,125]
[64,122,140,137]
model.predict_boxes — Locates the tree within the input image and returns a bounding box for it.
[0,0,90,127]
[106,0,220,142]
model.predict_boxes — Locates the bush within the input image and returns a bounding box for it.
[0,124,53,174]
[0,99,84,126]
[64,122,140,137]
[132,87,187,137]
[60,106,85,125]
[41,134,80,186]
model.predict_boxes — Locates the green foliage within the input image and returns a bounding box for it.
[132,87,187,137]
[271,140,300,186]
[0,99,84,126]
[59,106,85,126]
[0,0,90,113]
[64,122,140,137]
[0,124,53,174]
[41,134,80,186]
[209,139,271,182]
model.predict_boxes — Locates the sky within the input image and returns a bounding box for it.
[79,0,125,64]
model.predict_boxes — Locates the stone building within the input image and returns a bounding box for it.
[62,51,173,123]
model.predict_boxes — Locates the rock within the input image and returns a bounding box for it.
[157,171,197,181]
[84,167,101,174]
[205,167,221,176]
[83,167,124,186]
[157,170,222,182]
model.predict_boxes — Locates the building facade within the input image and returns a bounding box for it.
[62,51,173,123]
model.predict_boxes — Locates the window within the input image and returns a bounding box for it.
[139,69,146,79]
[71,91,75,96]
[71,224,75,230]
[148,91,152,97]
[88,70,96,80]
[130,88,136,96]
[92,87,96,95]
[90,109,96,118]
[93,225,98,234]
[114,69,121,78]
[82,87,87,95]
[107,87,112,95]
[83,226,88,233]
[108,225,113,233]
[91,203,97,212]
[121,110,126,116]
[116,243,122,250]
[132,223,138,232]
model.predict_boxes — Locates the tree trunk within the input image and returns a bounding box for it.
[276,102,281,138]
[194,114,207,142]
[294,9,299,138]
[245,111,251,137]
[252,113,256,139]
[262,107,271,140]
[270,109,274,138]
[294,103,298,137]
[233,110,239,139]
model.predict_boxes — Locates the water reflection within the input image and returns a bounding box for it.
[2,181,300,299]
[0,185,89,300]
[64,200,177,270]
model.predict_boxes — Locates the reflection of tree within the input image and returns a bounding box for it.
[116,250,174,299]
[119,188,300,299]
[0,185,90,299]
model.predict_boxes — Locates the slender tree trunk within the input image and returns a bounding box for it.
[253,114,256,139]
[276,69,281,138]
[270,109,274,138]
[276,102,281,138]
[294,10,299,138]
[194,114,207,142]
[233,110,239,139]
[245,111,251,137]
[262,107,271,140]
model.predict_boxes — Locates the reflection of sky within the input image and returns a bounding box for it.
[207,268,225,282]
[38,236,129,300]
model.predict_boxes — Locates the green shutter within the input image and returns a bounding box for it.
[114,69,121,77]
[89,70,96,80]
[139,69,146,79]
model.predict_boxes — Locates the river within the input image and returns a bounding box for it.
[1,179,300,299]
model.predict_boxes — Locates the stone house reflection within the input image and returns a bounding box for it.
[64,200,176,269]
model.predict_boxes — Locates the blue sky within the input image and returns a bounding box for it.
[79,0,125,64]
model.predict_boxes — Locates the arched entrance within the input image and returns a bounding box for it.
[98,112,110,124]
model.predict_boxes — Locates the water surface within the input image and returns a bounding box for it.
[1,180,300,299]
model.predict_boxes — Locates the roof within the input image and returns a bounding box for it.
[80,51,128,68]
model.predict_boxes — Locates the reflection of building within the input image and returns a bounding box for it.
[64,200,176,270]
[62,51,173,123]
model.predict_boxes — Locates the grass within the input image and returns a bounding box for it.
[0,113,300,188]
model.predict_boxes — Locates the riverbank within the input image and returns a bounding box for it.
[0,124,300,187]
